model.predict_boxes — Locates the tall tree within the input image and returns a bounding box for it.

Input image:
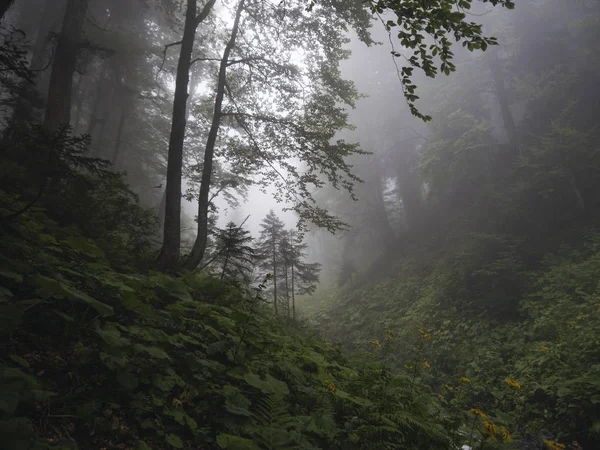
[286,232,321,320]
[183,0,373,269]
[183,0,246,270]
[256,210,285,315]
[213,220,255,282]
[158,0,216,271]
[43,0,87,131]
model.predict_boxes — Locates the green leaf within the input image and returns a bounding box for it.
[117,371,139,390]
[216,433,260,450]
[9,355,29,369]
[0,269,23,283]
[36,275,113,317]
[133,344,170,360]
[243,373,289,397]
[65,236,105,258]
[95,323,131,348]
[165,434,184,448]
[135,441,152,450]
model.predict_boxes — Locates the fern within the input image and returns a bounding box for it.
[252,395,300,450]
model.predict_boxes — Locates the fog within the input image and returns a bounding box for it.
[4,0,598,279]
[2,0,600,447]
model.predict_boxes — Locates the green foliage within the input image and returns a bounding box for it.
[0,137,451,449]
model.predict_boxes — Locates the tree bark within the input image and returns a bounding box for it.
[0,0,15,21]
[184,0,245,270]
[291,263,295,320]
[43,0,88,131]
[158,0,216,271]
[272,232,278,315]
[10,0,65,126]
[111,95,131,169]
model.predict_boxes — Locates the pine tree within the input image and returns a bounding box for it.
[212,220,255,283]
[285,231,321,320]
[256,210,285,315]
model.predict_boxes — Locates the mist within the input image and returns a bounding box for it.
[1,0,600,448]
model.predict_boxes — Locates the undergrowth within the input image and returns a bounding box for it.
[0,137,452,450]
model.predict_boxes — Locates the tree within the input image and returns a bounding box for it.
[366,0,516,121]
[183,0,372,269]
[43,0,88,131]
[256,210,285,315]
[212,220,255,282]
[279,230,321,320]
[158,0,217,270]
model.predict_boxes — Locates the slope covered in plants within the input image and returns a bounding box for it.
[0,141,453,449]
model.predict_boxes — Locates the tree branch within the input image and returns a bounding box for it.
[194,0,218,27]
[157,40,183,76]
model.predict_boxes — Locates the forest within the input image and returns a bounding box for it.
[0,0,599,449]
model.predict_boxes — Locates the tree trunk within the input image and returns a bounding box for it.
[220,248,230,279]
[43,0,88,131]
[272,233,278,315]
[489,51,518,154]
[111,95,131,169]
[158,187,167,228]
[157,0,196,270]
[0,0,15,21]
[158,0,216,271]
[10,0,65,126]
[184,0,245,270]
[283,256,290,317]
[291,264,295,320]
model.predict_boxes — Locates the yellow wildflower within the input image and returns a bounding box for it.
[501,427,512,443]
[460,377,471,383]
[445,385,454,392]
[543,440,566,450]
[541,345,549,351]
[326,380,336,392]
[385,329,393,341]
[483,420,498,438]
[469,408,487,419]
[505,379,521,389]
[369,339,382,350]
[423,361,431,368]
[418,328,431,340]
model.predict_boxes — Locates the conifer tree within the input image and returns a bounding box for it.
[256,210,285,315]
[212,220,255,283]
[281,230,321,320]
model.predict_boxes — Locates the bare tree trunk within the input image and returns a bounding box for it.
[158,0,216,271]
[284,260,290,317]
[71,73,85,131]
[43,0,88,131]
[184,0,245,270]
[111,95,131,169]
[272,235,278,315]
[220,247,230,279]
[158,187,167,228]
[10,0,65,126]
[291,263,295,320]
